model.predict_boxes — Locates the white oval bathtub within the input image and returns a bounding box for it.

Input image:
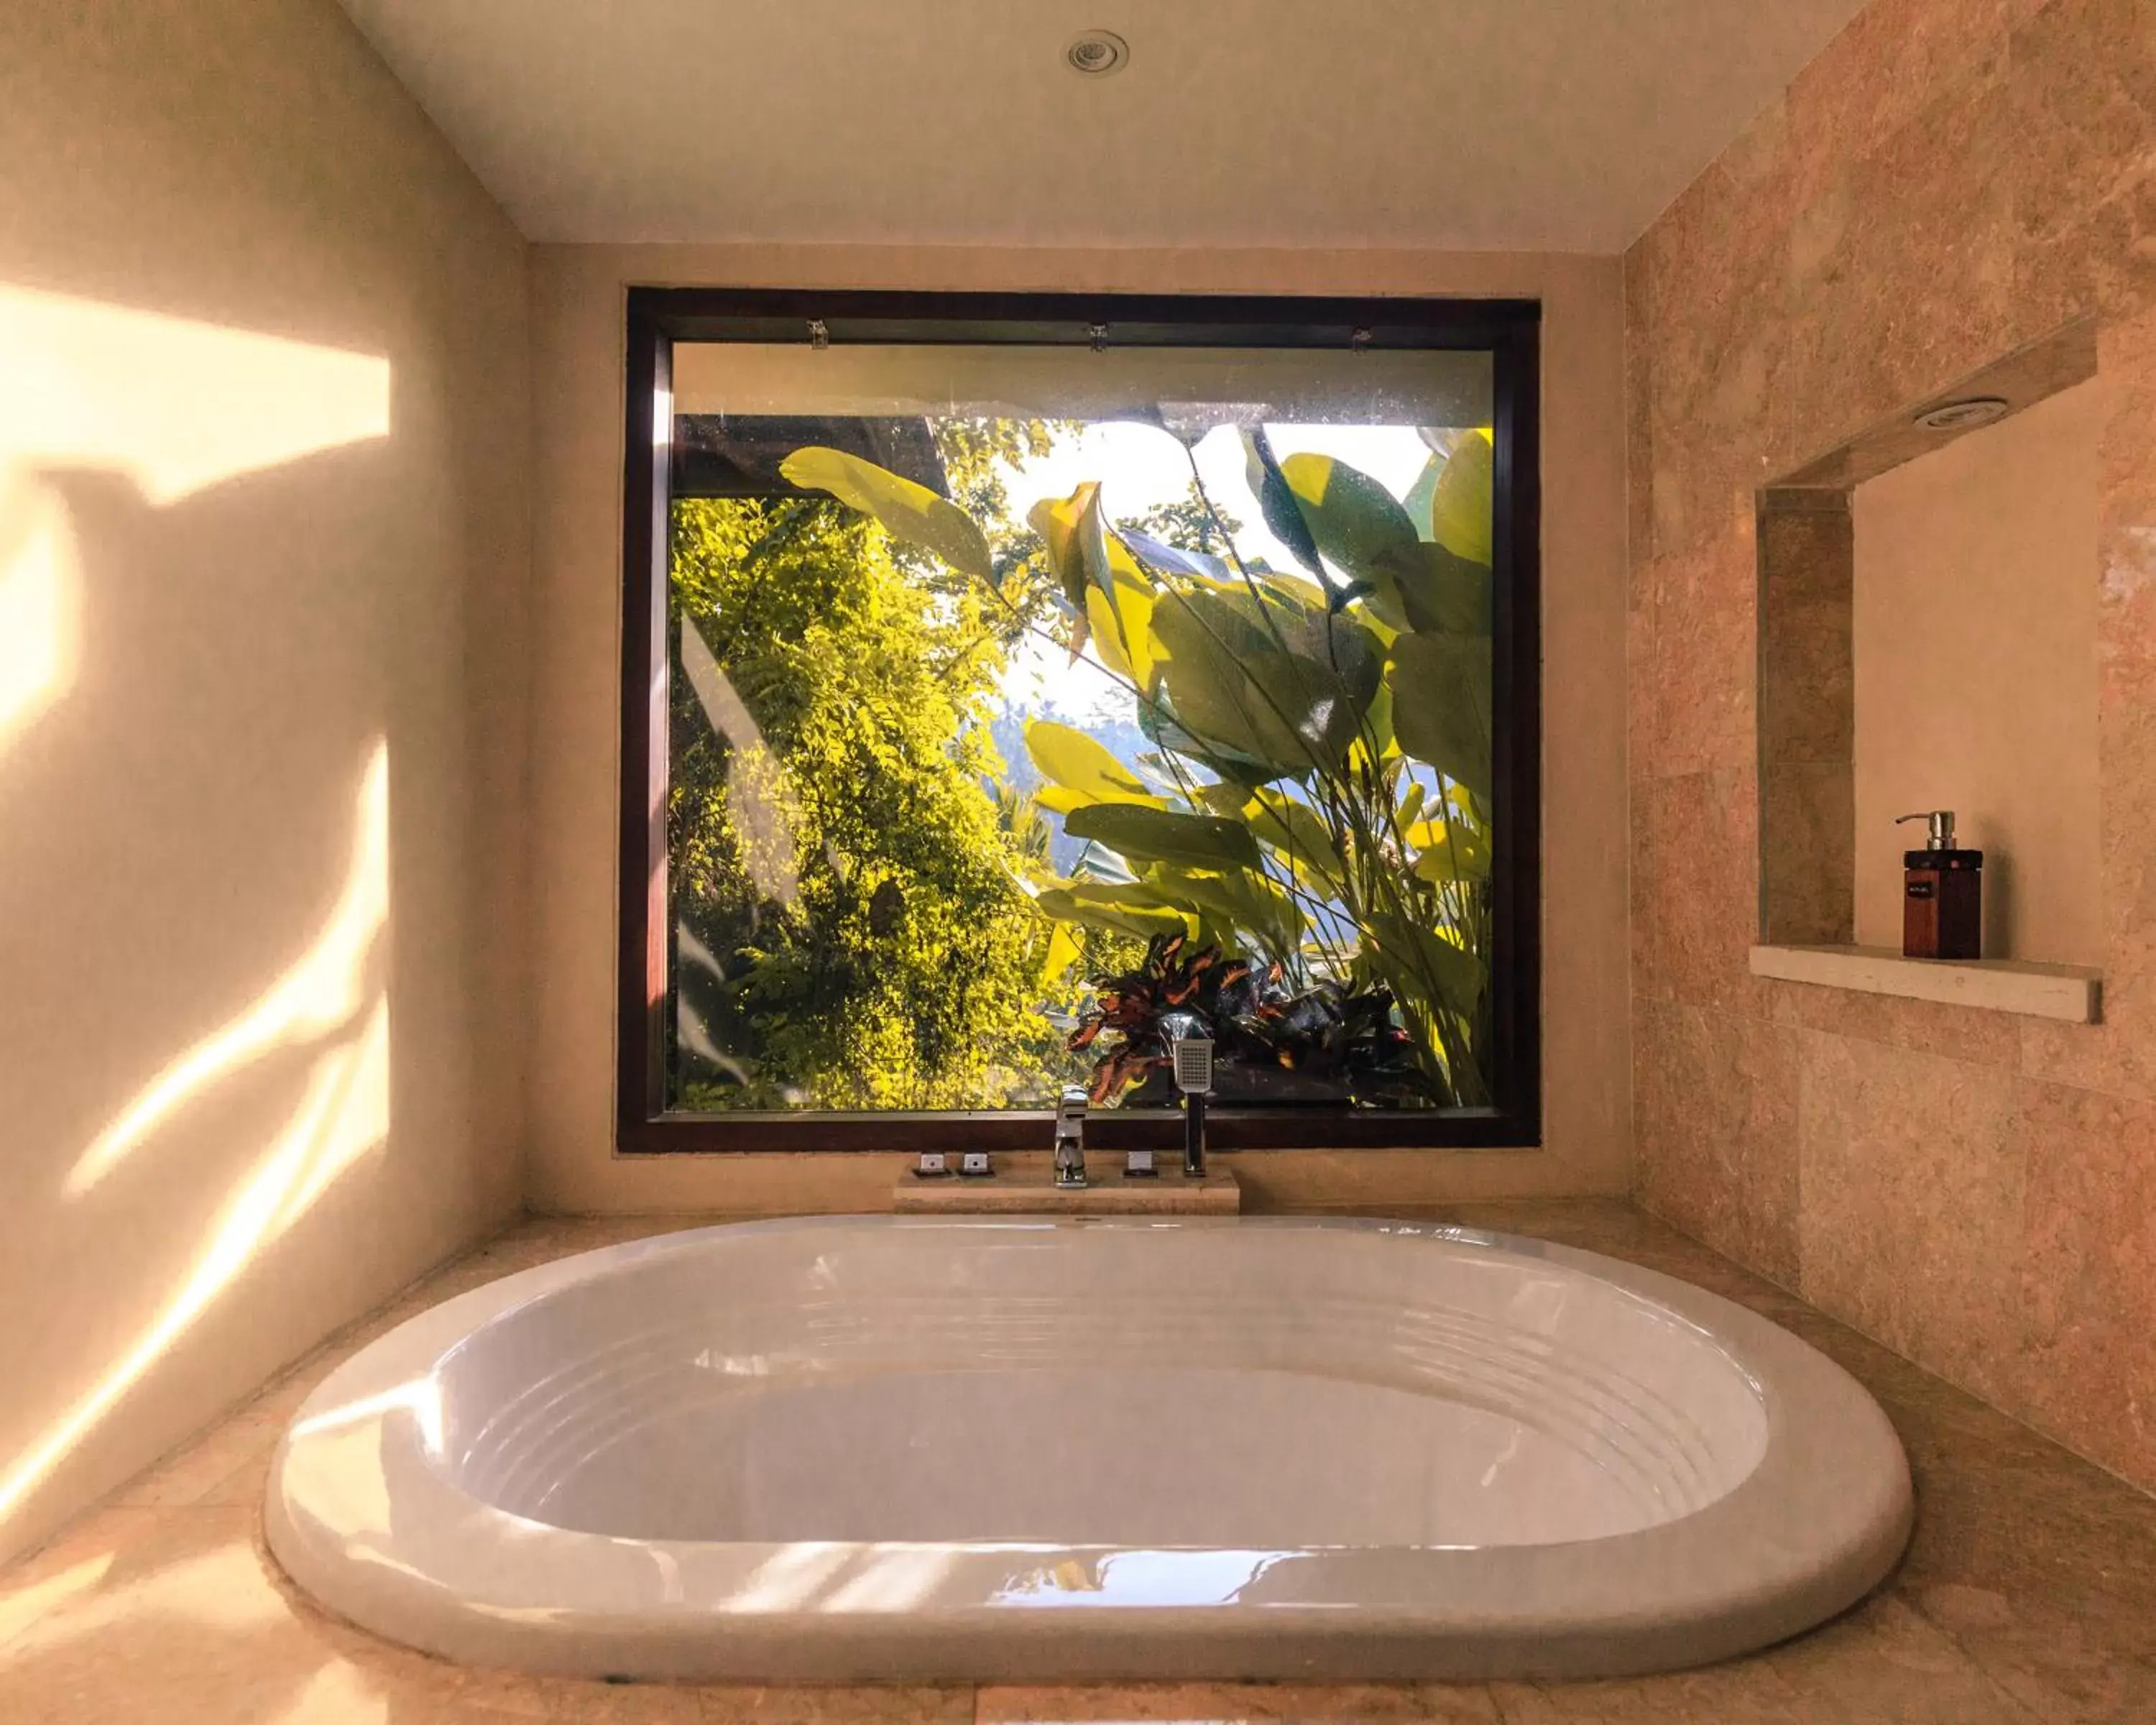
[265,1216,1911,1682]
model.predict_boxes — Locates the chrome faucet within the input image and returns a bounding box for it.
[1053,1085,1088,1187]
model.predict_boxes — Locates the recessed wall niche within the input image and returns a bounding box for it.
[1756,319,2101,973]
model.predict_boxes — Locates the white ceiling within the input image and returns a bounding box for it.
[334,1,1865,253]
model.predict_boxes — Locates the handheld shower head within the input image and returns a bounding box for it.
[1158,1011,1215,1178]
[1158,1012,1215,1095]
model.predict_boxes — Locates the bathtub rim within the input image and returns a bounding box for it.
[264,1214,1914,1683]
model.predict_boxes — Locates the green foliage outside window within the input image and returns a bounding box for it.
[666,416,1496,1112]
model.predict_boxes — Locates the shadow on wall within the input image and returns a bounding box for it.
[0,284,415,1552]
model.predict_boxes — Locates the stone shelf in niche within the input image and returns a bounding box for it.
[1749,944,2100,1023]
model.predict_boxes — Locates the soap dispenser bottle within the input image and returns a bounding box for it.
[1896,810,1982,960]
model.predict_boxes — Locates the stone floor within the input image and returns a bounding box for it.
[1,1200,2153,1722]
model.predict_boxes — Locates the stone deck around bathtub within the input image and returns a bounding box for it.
[3,1200,2154,1723]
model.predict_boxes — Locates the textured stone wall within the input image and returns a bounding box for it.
[1627,0,2156,1489]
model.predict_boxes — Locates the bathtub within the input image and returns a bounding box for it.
[266,1215,1912,1683]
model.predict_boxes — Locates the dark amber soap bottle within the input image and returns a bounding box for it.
[1896,810,1982,960]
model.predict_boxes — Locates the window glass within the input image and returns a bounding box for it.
[665,342,1497,1115]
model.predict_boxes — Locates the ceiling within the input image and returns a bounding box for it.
[333,1,1866,253]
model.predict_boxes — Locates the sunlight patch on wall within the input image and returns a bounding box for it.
[67,746,391,1197]
[0,479,80,748]
[0,285,390,753]
[0,284,391,508]
[0,745,395,1534]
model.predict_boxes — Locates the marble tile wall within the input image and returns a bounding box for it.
[1628,0,2156,1491]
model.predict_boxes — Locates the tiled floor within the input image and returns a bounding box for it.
[2,1201,2153,1722]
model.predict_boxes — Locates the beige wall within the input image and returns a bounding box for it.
[528,243,1630,1214]
[0,1,530,1563]
[1852,377,2102,962]
[1630,0,2156,1489]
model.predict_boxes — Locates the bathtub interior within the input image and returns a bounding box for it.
[429,1222,1770,1550]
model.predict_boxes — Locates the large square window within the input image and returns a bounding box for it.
[619,293,1539,1151]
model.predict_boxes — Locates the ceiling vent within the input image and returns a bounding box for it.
[1064,31,1130,77]
[1914,397,2009,433]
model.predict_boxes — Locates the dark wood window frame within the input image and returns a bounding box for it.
[617,288,1542,1154]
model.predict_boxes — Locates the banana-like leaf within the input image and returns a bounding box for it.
[1152,586,1383,776]
[1404,451,1443,540]
[1358,673,1398,763]
[1118,528,1232,584]
[1039,920,1084,985]
[1029,482,1106,612]
[1084,574,1158,688]
[1244,788,1342,886]
[1063,802,1263,873]
[1187,782,1337,886]
[1406,818,1493,881]
[1398,778,1428,831]
[1025,719,1154,805]
[1035,881,1189,942]
[1038,783,1165,816]
[1033,486,1159,686]
[1150,865,1302,957]
[1233,584,1384,708]
[1430,432,1494,566]
[1279,451,1424,625]
[1365,910,1485,1021]
[1388,632,1493,799]
[1390,541,1493,635]
[1150,594,1313,777]
[1189,781,1253,817]
[1240,428,1327,581]
[780,446,992,581]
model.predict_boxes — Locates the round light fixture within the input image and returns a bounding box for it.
[1064,29,1130,76]
[1914,396,2009,432]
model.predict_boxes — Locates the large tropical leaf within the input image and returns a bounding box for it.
[1035,881,1188,942]
[1150,594,1312,777]
[1149,865,1302,957]
[1387,632,1493,799]
[1240,428,1327,581]
[1024,719,1154,806]
[1151,587,1383,776]
[1391,542,1493,636]
[1118,528,1232,584]
[1084,574,1158,687]
[1028,482,1104,611]
[1032,485,1158,685]
[1279,451,1425,625]
[779,446,992,582]
[1430,432,1494,566]
[1243,788,1342,887]
[1039,920,1084,985]
[1404,451,1444,541]
[1406,817,1493,881]
[1063,803,1263,873]
[1365,909,1485,1021]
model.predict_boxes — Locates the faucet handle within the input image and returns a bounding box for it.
[1056,1085,1087,1133]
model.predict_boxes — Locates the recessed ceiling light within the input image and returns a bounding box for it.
[1914,396,2009,432]
[1064,30,1130,77]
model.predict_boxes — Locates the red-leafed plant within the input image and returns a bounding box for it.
[1069,931,1432,1108]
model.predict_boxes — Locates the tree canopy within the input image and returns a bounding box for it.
[666,451,1065,1108]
